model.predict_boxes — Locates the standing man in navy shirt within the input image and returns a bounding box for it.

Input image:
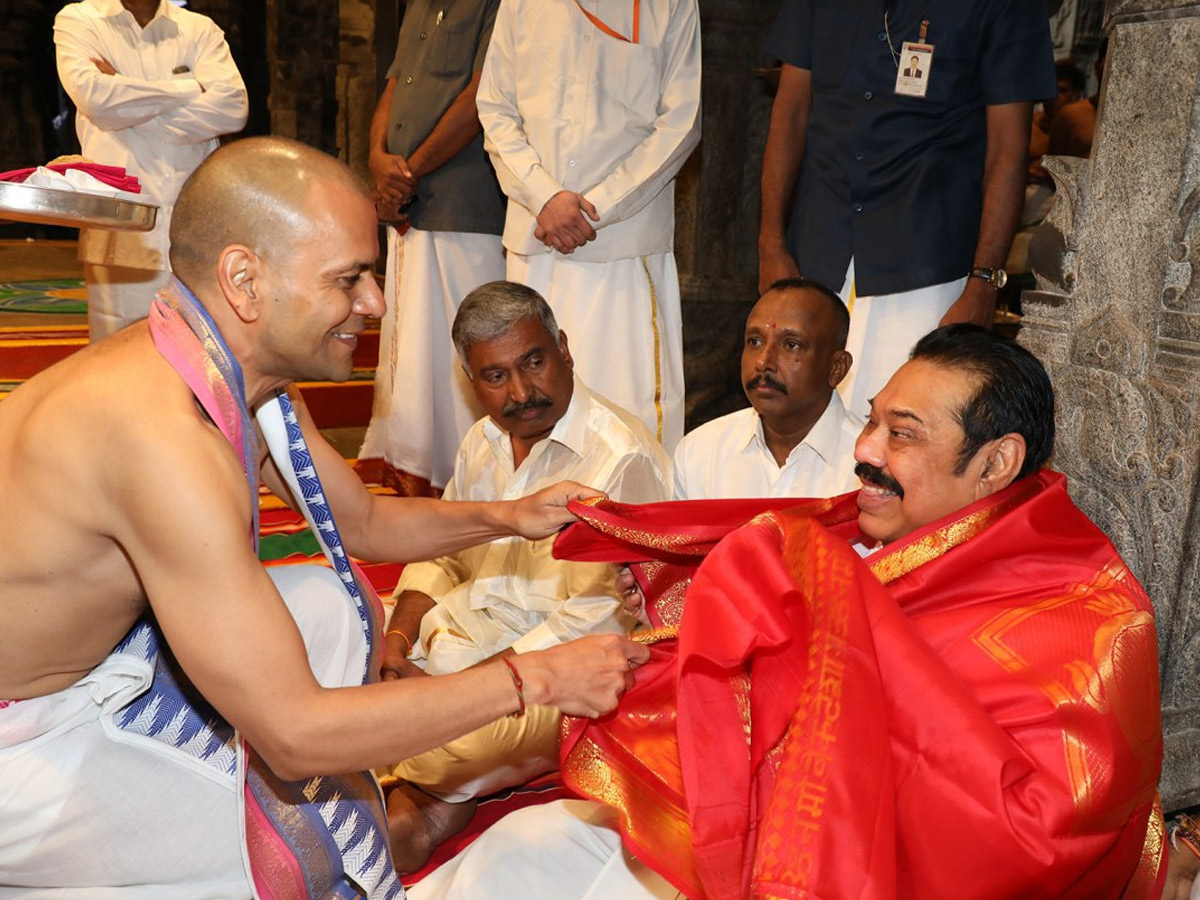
[757,0,1055,416]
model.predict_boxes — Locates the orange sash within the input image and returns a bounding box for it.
[573,0,639,43]
[556,471,1165,900]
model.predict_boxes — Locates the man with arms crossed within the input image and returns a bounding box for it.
[55,0,248,340]
[411,326,1165,900]
[381,280,671,871]
[0,137,644,899]
[673,277,861,500]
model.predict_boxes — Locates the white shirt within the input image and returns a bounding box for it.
[399,379,671,662]
[673,393,863,500]
[54,0,248,269]
[476,0,701,262]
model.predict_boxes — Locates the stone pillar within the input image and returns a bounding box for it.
[265,0,340,153]
[1021,0,1200,811]
[679,0,779,429]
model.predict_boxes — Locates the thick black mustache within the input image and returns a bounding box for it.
[745,373,788,394]
[502,394,554,417]
[855,462,905,499]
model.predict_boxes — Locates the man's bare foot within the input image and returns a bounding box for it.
[386,781,477,874]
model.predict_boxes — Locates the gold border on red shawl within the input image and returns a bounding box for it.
[971,561,1158,822]
[1121,794,1166,900]
[630,625,680,644]
[640,559,690,628]
[572,495,841,556]
[562,730,699,894]
[866,479,1035,585]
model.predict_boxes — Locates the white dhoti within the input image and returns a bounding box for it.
[408,799,680,900]
[0,565,365,900]
[834,258,966,419]
[507,252,685,451]
[83,263,172,342]
[359,227,505,492]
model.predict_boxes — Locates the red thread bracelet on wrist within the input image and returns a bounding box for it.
[501,656,526,719]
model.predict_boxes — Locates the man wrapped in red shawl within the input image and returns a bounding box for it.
[409,324,1166,900]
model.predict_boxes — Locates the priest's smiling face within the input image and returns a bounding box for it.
[257,178,383,385]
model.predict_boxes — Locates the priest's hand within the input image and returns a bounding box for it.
[518,634,648,718]
[507,480,605,541]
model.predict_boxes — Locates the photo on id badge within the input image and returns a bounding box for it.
[895,42,932,98]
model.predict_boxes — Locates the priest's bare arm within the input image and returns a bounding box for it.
[0,329,643,781]
[260,385,600,564]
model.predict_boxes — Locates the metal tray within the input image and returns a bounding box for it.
[0,180,157,231]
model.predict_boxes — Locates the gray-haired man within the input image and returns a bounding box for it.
[379,281,671,872]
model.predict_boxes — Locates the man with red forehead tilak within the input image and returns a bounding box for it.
[410,324,1166,900]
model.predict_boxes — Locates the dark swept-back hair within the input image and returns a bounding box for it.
[764,276,850,348]
[909,324,1054,480]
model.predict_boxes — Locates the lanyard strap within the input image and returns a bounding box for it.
[574,0,639,43]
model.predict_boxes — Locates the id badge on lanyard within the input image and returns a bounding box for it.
[887,14,934,98]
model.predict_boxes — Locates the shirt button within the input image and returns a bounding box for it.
[568,159,577,168]
[405,76,414,84]
[854,150,864,161]
[854,203,864,213]
[863,90,873,100]
[877,30,887,41]
[420,31,427,39]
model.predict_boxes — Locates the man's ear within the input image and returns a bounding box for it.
[975,432,1027,498]
[828,349,852,388]
[558,330,574,369]
[216,245,262,322]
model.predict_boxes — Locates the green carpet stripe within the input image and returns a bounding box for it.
[0,279,88,314]
[258,528,321,561]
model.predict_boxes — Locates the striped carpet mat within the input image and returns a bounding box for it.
[0,320,379,428]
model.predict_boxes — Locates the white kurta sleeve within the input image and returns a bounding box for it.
[476,0,565,218]
[144,21,248,144]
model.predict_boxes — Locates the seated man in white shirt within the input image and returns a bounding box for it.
[674,277,862,500]
[380,280,672,872]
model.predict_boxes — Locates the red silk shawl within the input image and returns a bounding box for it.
[554,471,1165,900]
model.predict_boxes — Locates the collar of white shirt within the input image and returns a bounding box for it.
[741,392,848,469]
[93,0,178,25]
[481,375,592,467]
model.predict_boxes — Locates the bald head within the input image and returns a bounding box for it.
[169,137,371,291]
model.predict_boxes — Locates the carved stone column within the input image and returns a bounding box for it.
[678,0,779,429]
[1021,0,1200,811]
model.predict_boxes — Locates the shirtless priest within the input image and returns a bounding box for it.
[0,136,645,899]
